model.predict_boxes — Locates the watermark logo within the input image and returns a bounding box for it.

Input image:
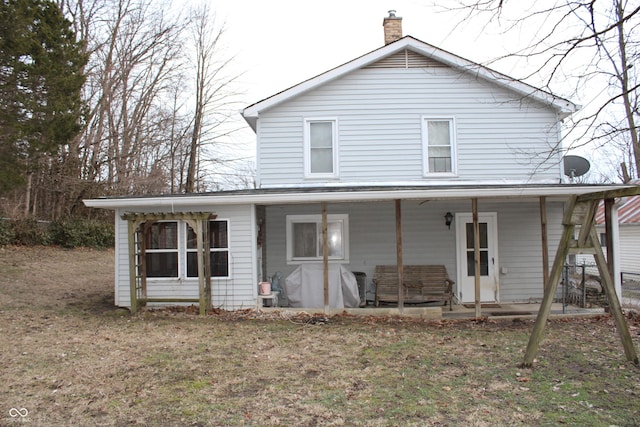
[9,408,29,422]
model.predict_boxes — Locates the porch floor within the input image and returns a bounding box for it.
[259,302,606,320]
[441,302,606,320]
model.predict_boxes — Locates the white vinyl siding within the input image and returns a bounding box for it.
[257,66,561,187]
[586,224,640,275]
[114,205,256,310]
[264,200,564,303]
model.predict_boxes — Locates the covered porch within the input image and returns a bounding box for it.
[257,184,627,317]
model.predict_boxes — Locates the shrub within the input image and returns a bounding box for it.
[49,219,114,249]
[11,219,51,246]
[0,220,15,246]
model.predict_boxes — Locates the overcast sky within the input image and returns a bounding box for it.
[210,0,525,106]
[178,0,610,181]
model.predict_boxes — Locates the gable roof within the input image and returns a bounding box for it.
[242,36,579,131]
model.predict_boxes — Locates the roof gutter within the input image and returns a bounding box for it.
[84,185,634,210]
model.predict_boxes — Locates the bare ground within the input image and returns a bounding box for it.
[1,246,639,426]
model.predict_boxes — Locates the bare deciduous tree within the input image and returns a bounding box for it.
[445,0,640,182]
[1,0,252,221]
[184,4,242,193]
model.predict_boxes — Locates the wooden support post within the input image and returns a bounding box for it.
[196,220,207,315]
[472,198,481,318]
[322,202,329,314]
[121,212,216,315]
[524,190,640,367]
[590,228,639,364]
[138,222,148,308]
[127,220,139,314]
[203,220,212,312]
[523,196,577,367]
[604,198,615,278]
[540,196,549,289]
[395,200,404,312]
[577,200,598,247]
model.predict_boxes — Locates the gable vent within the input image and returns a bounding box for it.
[366,49,446,69]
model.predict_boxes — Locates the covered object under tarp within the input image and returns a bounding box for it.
[285,264,360,308]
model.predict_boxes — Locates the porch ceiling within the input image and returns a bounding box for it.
[84,183,638,209]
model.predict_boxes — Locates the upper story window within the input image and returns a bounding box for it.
[304,118,338,178]
[286,214,349,263]
[422,117,457,176]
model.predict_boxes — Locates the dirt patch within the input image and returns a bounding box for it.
[1,246,639,426]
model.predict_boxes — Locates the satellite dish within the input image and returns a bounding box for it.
[563,155,590,179]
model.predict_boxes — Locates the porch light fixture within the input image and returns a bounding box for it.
[444,212,453,229]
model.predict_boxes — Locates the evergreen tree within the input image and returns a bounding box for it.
[0,0,86,194]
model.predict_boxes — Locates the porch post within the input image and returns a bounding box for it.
[540,196,550,289]
[472,198,481,318]
[203,219,212,312]
[322,202,329,314]
[604,199,614,275]
[606,200,622,298]
[195,219,207,315]
[127,219,139,314]
[395,200,404,312]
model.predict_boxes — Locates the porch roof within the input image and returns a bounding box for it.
[84,183,637,210]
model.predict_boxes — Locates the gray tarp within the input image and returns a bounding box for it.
[285,264,360,308]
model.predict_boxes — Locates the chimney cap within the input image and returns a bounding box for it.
[388,10,397,18]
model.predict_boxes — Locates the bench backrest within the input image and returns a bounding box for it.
[373,265,453,287]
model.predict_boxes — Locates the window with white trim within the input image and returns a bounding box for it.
[187,220,230,277]
[304,118,338,178]
[145,220,230,279]
[422,117,456,175]
[286,214,349,263]
[145,222,179,277]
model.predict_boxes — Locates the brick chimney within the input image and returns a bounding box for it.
[383,10,402,45]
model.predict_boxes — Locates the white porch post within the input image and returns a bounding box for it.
[322,202,329,314]
[395,200,404,312]
[540,196,550,289]
[472,198,481,318]
[605,199,622,299]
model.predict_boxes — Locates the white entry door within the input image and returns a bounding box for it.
[455,213,499,303]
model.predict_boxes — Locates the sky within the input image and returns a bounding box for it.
[203,0,539,159]
[211,0,522,105]
[177,0,614,182]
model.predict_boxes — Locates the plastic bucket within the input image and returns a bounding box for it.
[259,282,271,295]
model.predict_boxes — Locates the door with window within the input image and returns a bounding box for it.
[455,213,499,303]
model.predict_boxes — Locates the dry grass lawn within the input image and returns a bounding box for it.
[1,246,639,426]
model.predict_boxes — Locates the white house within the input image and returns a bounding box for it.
[84,13,633,314]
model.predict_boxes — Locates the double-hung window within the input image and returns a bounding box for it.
[286,214,349,263]
[145,220,230,279]
[422,117,456,176]
[304,118,338,178]
[186,220,229,277]
[145,222,179,277]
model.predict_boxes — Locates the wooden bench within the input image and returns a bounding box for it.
[373,265,454,310]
